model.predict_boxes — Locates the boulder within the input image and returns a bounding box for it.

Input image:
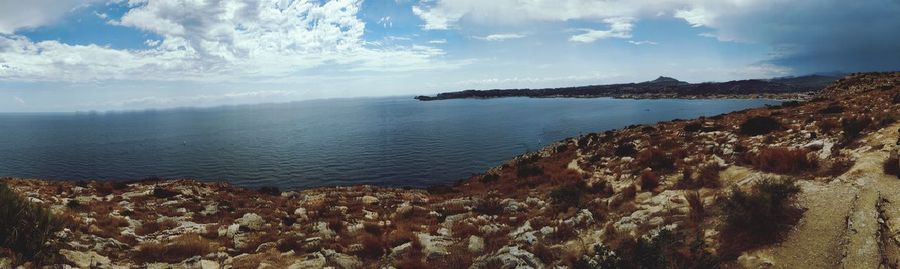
[361,195,379,205]
[60,249,112,269]
[289,252,326,269]
[416,233,453,259]
[237,213,265,231]
[468,236,485,253]
[470,245,544,269]
[200,260,220,269]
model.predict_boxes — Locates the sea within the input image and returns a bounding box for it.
[0,97,777,189]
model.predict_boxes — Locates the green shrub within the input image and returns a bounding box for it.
[721,178,802,257]
[0,182,66,262]
[885,155,900,179]
[615,143,637,157]
[550,184,584,209]
[841,117,872,142]
[739,116,782,136]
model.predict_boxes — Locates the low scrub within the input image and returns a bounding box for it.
[885,155,900,179]
[677,164,722,189]
[0,182,66,263]
[720,178,802,258]
[751,147,818,175]
[636,148,674,172]
[615,143,637,157]
[841,117,872,143]
[550,184,585,209]
[739,116,782,136]
[575,230,719,269]
[133,234,215,263]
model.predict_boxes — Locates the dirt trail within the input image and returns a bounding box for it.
[744,123,900,269]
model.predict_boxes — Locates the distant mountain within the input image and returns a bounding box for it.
[415,74,842,101]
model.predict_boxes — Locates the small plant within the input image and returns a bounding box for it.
[751,147,818,175]
[818,105,845,114]
[636,148,674,171]
[516,164,544,178]
[639,170,660,192]
[885,155,900,179]
[135,219,179,236]
[257,186,281,196]
[615,143,637,157]
[480,173,499,183]
[739,116,782,136]
[685,191,704,224]
[0,182,66,263]
[474,197,504,215]
[720,178,802,257]
[841,116,872,143]
[133,234,215,263]
[683,122,702,133]
[550,184,584,209]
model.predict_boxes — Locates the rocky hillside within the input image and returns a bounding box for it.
[1,72,898,268]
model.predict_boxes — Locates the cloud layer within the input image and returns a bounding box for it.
[412,0,900,72]
[0,0,454,83]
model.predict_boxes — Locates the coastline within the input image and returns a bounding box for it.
[2,72,899,268]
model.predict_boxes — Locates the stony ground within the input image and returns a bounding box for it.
[2,72,899,268]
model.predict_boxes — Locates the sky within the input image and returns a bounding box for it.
[0,0,898,112]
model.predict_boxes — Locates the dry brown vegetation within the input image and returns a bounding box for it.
[133,234,215,263]
[751,147,819,175]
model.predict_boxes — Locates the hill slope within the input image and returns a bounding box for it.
[1,72,898,268]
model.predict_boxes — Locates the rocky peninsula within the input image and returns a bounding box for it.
[415,75,839,101]
[1,72,899,268]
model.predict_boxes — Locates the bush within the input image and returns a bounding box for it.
[135,219,179,236]
[615,143,637,157]
[885,155,900,179]
[751,147,818,175]
[474,197,504,215]
[550,184,584,209]
[721,178,802,257]
[685,191,704,224]
[639,170,660,192]
[516,165,544,178]
[683,123,702,133]
[133,234,215,263]
[841,117,872,142]
[257,186,281,196]
[739,116,782,136]
[636,148,674,171]
[818,105,845,114]
[0,182,65,262]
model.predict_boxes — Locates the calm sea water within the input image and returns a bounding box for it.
[0,97,776,189]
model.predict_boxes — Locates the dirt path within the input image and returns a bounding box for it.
[743,123,900,269]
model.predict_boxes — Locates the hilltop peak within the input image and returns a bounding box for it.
[649,76,683,83]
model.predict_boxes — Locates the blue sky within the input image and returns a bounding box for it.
[0,0,897,112]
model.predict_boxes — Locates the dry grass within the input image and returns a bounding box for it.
[135,219,179,236]
[751,147,819,175]
[636,148,674,172]
[685,191,704,224]
[133,234,215,263]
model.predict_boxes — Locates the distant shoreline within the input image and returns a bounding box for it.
[415,74,838,101]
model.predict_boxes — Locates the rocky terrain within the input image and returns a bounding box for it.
[414,75,840,101]
[1,72,899,268]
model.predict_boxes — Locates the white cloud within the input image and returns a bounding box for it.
[428,39,447,44]
[378,16,393,28]
[474,33,526,41]
[13,96,25,105]
[570,17,633,43]
[628,40,658,45]
[0,0,96,34]
[0,0,462,83]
